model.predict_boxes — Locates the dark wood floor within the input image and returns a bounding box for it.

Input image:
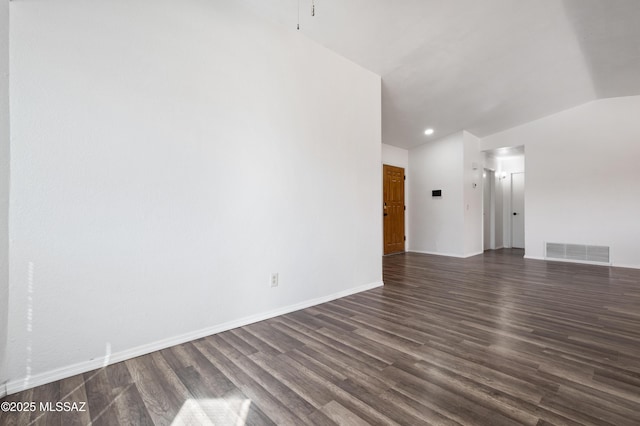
[2,249,640,425]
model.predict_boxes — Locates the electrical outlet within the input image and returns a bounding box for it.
[270,272,279,288]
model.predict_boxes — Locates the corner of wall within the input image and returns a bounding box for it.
[462,131,483,255]
[0,0,11,390]
[408,132,465,256]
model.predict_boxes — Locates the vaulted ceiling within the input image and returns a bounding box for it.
[237,0,640,149]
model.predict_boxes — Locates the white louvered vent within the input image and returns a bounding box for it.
[545,243,610,265]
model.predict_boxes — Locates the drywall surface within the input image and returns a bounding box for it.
[463,131,483,256]
[0,0,9,391]
[409,132,464,256]
[482,96,640,267]
[484,154,498,171]
[382,143,409,169]
[8,0,382,388]
[499,156,525,174]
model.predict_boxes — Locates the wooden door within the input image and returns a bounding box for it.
[383,165,405,255]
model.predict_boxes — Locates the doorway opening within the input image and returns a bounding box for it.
[383,164,405,255]
[482,146,525,254]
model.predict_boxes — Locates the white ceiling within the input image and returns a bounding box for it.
[237,0,640,149]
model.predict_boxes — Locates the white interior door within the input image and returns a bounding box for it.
[511,172,525,248]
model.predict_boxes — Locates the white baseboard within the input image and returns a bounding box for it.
[409,250,483,259]
[409,250,467,258]
[464,251,484,258]
[510,254,639,270]
[611,263,640,270]
[5,280,383,396]
[542,257,611,267]
[523,255,543,261]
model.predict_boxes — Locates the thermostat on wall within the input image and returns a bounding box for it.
[432,190,442,197]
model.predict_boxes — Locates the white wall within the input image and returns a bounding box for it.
[0,0,9,394]
[409,132,465,256]
[8,0,382,392]
[499,156,525,174]
[382,144,408,169]
[382,143,409,249]
[482,96,640,267]
[409,131,484,258]
[463,131,483,256]
[484,155,498,171]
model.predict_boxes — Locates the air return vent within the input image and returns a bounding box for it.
[545,243,610,265]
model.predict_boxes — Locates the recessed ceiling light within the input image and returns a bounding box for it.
[424,128,434,136]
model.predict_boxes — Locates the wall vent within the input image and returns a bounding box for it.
[545,243,610,265]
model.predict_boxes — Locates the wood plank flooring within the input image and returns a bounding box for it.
[2,249,640,425]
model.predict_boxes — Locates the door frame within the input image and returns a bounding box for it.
[382,164,406,255]
[510,172,525,249]
[483,168,496,250]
